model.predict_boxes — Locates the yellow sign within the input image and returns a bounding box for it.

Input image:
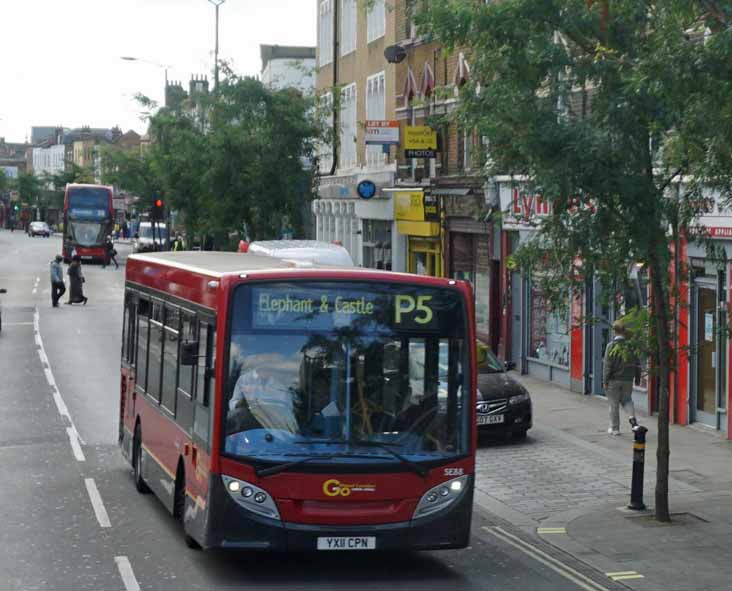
[404,126,437,151]
[394,191,425,221]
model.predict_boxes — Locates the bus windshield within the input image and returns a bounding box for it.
[224,281,470,465]
[68,220,107,247]
[67,187,111,221]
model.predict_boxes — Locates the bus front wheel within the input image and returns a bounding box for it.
[174,465,201,550]
[133,425,150,494]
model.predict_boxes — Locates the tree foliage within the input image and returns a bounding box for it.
[418,0,732,521]
[103,69,322,248]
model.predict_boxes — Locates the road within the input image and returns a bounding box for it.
[0,229,624,591]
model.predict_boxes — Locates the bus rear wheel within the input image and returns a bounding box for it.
[132,425,150,494]
[174,466,201,550]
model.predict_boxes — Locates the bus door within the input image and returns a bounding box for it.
[189,320,215,492]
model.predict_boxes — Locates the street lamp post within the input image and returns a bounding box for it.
[208,0,226,90]
[121,56,170,91]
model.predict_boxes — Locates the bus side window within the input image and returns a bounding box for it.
[147,301,164,403]
[193,321,214,445]
[136,298,150,393]
[161,305,180,415]
[176,313,196,435]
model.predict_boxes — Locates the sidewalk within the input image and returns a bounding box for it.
[472,374,732,591]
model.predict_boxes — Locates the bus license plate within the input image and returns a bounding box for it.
[477,414,504,425]
[317,536,376,551]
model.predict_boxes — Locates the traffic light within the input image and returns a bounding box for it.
[13,204,19,212]
[152,197,164,220]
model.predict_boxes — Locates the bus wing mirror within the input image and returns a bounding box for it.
[181,341,199,365]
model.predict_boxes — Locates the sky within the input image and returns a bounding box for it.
[0,0,316,143]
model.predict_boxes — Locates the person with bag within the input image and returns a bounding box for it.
[102,236,119,269]
[66,255,88,305]
[603,319,640,435]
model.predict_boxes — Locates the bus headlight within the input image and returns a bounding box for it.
[222,476,281,521]
[413,475,469,520]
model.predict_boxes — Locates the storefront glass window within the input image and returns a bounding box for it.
[362,219,392,270]
[529,283,570,367]
[450,233,491,336]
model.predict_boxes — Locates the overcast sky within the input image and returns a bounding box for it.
[0,0,316,143]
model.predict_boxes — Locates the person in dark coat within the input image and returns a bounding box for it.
[66,255,88,305]
[102,236,118,269]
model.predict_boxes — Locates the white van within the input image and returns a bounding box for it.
[247,240,354,266]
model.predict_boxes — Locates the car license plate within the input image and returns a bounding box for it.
[317,536,376,551]
[477,414,505,425]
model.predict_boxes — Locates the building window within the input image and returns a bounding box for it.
[367,0,385,43]
[340,0,357,56]
[366,71,386,169]
[362,219,392,270]
[318,0,333,67]
[339,83,357,169]
[529,283,570,368]
[318,92,334,174]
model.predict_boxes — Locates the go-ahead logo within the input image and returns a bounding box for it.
[323,479,376,497]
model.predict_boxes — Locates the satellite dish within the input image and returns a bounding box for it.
[384,45,407,64]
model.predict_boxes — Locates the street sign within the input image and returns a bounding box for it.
[404,126,437,150]
[357,180,377,200]
[405,149,436,158]
[365,120,400,145]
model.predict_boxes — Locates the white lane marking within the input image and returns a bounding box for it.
[115,556,141,591]
[84,478,112,528]
[31,289,38,295]
[2,322,34,326]
[66,427,86,462]
[34,308,87,446]
[483,526,611,591]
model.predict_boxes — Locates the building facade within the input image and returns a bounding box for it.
[260,45,316,94]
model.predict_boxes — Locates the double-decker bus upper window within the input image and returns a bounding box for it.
[136,299,150,392]
[148,302,164,403]
[223,282,469,466]
[161,306,180,414]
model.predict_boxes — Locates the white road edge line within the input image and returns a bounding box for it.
[66,427,86,462]
[34,308,87,446]
[84,478,112,528]
[483,526,611,591]
[115,556,141,591]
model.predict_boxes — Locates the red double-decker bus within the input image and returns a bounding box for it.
[63,183,114,262]
[120,251,477,551]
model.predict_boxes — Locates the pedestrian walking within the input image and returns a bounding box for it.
[603,319,640,435]
[66,255,88,305]
[49,255,66,307]
[102,236,119,269]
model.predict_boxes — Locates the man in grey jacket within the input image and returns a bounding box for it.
[603,320,640,435]
[50,255,66,308]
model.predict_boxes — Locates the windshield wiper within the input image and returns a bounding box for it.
[256,453,376,478]
[293,439,428,478]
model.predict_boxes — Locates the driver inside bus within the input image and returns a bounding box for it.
[229,365,298,434]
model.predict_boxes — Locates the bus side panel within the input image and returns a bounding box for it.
[182,447,213,548]
[137,399,177,514]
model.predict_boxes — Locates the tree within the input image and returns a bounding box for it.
[207,70,321,243]
[418,1,732,522]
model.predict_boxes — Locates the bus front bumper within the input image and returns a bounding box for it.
[205,477,473,552]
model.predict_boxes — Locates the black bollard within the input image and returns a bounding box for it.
[628,418,648,511]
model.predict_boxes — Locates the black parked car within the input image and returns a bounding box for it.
[476,348,532,439]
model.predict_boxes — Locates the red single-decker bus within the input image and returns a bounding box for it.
[120,252,477,551]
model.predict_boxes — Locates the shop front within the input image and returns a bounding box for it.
[391,189,442,277]
[437,185,497,347]
[498,182,582,389]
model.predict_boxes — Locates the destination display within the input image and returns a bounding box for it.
[248,283,463,334]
